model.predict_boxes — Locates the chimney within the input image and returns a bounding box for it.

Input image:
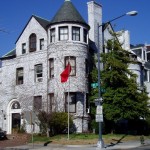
[87,1,102,47]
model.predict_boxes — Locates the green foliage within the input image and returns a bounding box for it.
[89,33,150,130]
[37,110,52,135]
[50,112,73,134]
[37,111,73,135]
[101,39,150,122]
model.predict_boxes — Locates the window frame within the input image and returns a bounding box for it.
[65,56,76,76]
[22,43,26,54]
[143,69,148,82]
[40,38,44,50]
[35,64,43,82]
[49,58,54,78]
[50,28,55,43]
[16,67,24,85]
[59,26,68,41]
[49,93,55,112]
[83,29,88,43]
[65,92,76,113]
[29,33,37,52]
[72,26,80,41]
[33,96,42,111]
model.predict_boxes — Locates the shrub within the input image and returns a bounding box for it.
[50,112,73,134]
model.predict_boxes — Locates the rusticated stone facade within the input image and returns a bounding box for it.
[0,0,96,134]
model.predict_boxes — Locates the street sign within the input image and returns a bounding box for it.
[96,105,103,115]
[95,98,103,106]
[96,114,103,122]
[91,83,98,88]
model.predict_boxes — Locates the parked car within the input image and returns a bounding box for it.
[0,130,7,140]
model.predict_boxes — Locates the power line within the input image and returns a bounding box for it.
[0,29,9,34]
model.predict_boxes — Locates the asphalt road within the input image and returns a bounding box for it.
[128,144,150,150]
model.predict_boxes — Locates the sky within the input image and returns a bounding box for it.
[0,0,150,57]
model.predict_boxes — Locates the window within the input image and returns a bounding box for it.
[132,49,142,58]
[65,92,76,113]
[12,101,21,109]
[35,64,43,82]
[59,26,68,41]
[129,54,137,61]
[49,58,54,78]
[33,96,42,111]
[50,28,55,42]
[16,67,23,85]
[29,33,36,52]
[22,43,26,54]
[49,93,55,112]
[147,52,150,62]
[143,69,148,82]
[40,39,44,50]
[65,56,76,76]
[72,27,80,41]
[83,29,88,43]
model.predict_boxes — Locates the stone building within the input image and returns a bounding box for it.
[1,0,147,135]
[0,0,103,134]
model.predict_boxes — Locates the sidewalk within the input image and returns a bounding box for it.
[5,139,150,150]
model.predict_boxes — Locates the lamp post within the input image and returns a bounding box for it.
[96,10,138,148]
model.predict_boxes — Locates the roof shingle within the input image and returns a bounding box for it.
[51,0,89,28]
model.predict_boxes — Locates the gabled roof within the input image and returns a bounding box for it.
[50,0,89,28]
[15,15,50,44]
[1,49,16,60]
[33,15,50,29]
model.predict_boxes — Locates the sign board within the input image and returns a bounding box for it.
[91,83,98,88]
[94,98,103,106]
[96,114,103,122]
[24,111,38,124]
[96,105,103,115]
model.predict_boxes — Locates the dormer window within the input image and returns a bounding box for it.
[72,27,80,41]
[59,26,68,41]
[29,33,36,52]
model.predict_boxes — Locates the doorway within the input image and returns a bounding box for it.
[7,100,22,134]
[12,113,21,130]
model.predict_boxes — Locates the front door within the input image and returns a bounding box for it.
[12,113,21,132]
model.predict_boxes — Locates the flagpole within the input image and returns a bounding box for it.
[68,79,70,140]
[68,57,70,140]
[60,57,71,140]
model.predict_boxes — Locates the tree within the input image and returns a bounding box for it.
[101,37,149,122]
[89,33,150,133]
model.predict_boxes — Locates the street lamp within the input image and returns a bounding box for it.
[96,10,138,148]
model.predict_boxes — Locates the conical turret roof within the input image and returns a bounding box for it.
[50,0,89,28]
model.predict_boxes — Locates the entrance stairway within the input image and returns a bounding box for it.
[0,134,30,148]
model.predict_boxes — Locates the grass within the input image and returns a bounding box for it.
[30,133,150,145]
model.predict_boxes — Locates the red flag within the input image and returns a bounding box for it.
[60,63,71,83]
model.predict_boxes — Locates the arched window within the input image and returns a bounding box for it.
[29,33,36,52]
[11,101,21,109]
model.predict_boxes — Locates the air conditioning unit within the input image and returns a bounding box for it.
[36,77,43,82]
